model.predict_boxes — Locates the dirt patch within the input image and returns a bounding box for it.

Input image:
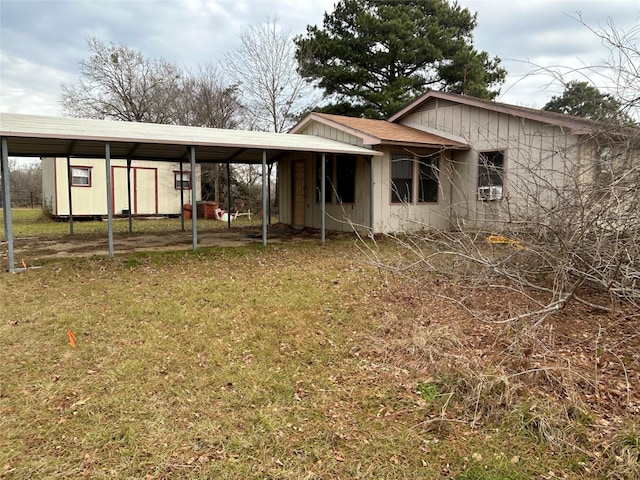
[3,224,329,262]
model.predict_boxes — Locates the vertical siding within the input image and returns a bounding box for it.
[373,146,452,233]
[278,157,293,225]
[278,152,373,233]
[402,105,585,230]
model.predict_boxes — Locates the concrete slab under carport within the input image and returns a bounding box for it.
[5,224,344,263]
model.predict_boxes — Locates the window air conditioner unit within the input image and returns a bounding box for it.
[477,185,503,201]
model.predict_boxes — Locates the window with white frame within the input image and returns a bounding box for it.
[174,171,192,190]
[71,167,91,187]
[477,150,504,201]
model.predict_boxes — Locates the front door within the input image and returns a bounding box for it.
[292,160,305,227]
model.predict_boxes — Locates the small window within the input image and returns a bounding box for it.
[336,155,356,204]
[315,155,334,203]
[175,171,191,190]
[71,167,91,187]
[478,151,504,201]
[391,154,413,204]
[418,154,439,203]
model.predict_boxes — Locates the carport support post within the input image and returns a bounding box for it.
[190,147,197,250]
[126,158,133,233]
[105,143,114,258]
[66,156,74,235]
[179,161,185,232]
[321,153,326,243]
[1,137,15,272]
[226,162,231,229]
[262,150,267,246]
[369,156,374,235]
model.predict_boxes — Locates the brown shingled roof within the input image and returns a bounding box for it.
[299,112,469,149]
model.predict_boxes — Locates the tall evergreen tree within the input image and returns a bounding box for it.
[294,0,506,118]
[543,80,629,123]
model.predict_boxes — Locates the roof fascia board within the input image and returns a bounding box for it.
[382,140,469,150]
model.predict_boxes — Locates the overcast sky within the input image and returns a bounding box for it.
[1,0,639,118]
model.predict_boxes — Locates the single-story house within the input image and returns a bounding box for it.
[42,157,201,218]
[280,90,636,233]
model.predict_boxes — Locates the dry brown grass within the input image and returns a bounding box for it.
[0,229,638,478]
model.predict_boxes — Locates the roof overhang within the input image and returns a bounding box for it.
[0,113,382,163]
[291,112,469,150]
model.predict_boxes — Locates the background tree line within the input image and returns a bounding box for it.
[7,0,634,211]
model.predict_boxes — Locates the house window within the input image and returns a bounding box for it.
[391,154,413,204]
[478,150,504,201]
[418,155,439,203]
[316,155,357,204]
[174,171,191,190]
[71,167,91,187]
[315,155,334,203]
[335,155,356,204]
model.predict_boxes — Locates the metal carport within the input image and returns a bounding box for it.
[1,113,381,273]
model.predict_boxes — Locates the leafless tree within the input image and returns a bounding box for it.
[61,42,247,204]
[60,38,183,123]
[176,63,244,129]
[359,20,639,325]
[174,64,245,203]
[4,160,42,208]
[225,18,319,133]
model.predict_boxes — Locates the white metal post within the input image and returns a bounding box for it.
[262,150,267,246]
[190,146,197,250]
[1,137,15,272]
[321,153,326,243]
[66,156,74,235]
[105,143,114,258]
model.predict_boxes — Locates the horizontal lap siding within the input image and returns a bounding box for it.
[297,124,364,147]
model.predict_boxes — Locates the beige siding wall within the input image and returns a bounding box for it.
[401,106,584,228]
[44,157,201,216]
[372,146,452,233]
[278,152,372,233]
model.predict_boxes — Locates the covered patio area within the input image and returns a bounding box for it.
[1,112,379,272]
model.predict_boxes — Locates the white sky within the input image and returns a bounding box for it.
[0,0,639,118]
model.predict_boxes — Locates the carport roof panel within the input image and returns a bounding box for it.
[0,112,382,162]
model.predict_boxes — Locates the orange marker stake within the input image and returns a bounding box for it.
[21,258,27,269]
[68,330,76,348]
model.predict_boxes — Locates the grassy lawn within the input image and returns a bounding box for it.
[1,211,638,478]
[1,208,263,239]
